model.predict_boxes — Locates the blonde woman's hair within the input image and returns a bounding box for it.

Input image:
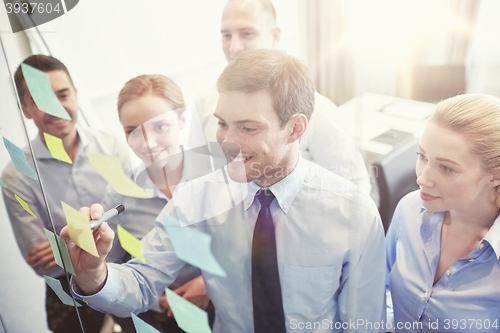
[117,74,185,117]
[217,49,315,128]
[430,94,500,207]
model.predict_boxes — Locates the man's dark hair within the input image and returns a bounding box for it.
[14,54,74,105]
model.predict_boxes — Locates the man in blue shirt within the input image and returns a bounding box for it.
[193,0,371,192]
[2,55,129,333]
[63,49,385,333]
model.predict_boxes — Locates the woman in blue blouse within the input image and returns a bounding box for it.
[386,94,500,333]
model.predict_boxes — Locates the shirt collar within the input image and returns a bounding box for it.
[420,204,500,260]
[419,205,445,242]
[483,214,500,260]
[32,125,87,160]
[243,154,305,214]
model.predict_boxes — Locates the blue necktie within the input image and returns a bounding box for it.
[252,189,286,333]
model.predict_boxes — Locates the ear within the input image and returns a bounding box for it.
[20,91,33,119]
[179,114,186,130]
[271,26,281,46]
[286,113,307,144]
[489,173,500,188]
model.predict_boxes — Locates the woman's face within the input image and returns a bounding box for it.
[120,94,184,166]
[416,122,494,213]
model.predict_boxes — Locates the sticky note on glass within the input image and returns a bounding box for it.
[0,178,7,188]
[88,153,152,199]
[131,313,162,333]
[43,133,72,164]
[3,137,38,180]
[15,194,37,217]
[44,275,81,307]
[117,225,145,263]
[21,64,71,120]
[163,216,226,277]
[44,228,76,276]
[62,201,99,257]
[165,289,212,333]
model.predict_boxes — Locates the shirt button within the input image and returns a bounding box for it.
[469,258,476,262]
[423,292,428,298]
[245,200,249,205]
[283,204,288,210]
[446,270,451,276]
[479,243,484,249]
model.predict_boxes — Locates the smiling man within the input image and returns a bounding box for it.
[2,55,129,333]
[63,49,385,333]
[194,0,371,192]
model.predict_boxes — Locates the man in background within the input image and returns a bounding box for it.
[194,0,371,191]
[64,49,386,333]
[2,55,129,333]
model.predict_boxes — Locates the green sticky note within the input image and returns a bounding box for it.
[43,133,72,164]
[62,201,99,257]
[165,289,212,333]
[117,225,145,263]
[0,178,7,188]
[44,275,81,307]
[15,194,37,217]
[21,64,71,120]
[3,137,38,180]
[43,228,76,276]
[131,314,162,333]
[88,153,152,199]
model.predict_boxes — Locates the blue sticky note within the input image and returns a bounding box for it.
[3,137,38,180]
[165,289,212,333]
[21,64,71,120]
[131,313,161,333]
[163,215,226,277]
[43,275,81,307]
[0,178,7,188]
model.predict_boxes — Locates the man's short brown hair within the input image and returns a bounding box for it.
[14,54,74,105]
[217,49,315,128]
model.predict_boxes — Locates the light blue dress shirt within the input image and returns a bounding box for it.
[2,126,129,278]
[73,156,386,333]
[386,190,500,333]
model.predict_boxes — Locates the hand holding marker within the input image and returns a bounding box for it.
[89,204,125,230]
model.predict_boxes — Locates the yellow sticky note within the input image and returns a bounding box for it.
[43,133,72,164]
[117,225,145,263]
[61,201,99,257]
[15,194,37,217]
[88,153,152,199]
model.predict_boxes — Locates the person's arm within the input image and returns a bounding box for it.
[337,203,386,333]
[59,204,112,295]
[385,202,402,333]
[304,94,371,192]
[159,275,209,317]
[2,168,60,276]
[62,203,186,317]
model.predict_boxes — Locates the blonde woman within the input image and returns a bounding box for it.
[103,75,213,332]
[386,94,500,333]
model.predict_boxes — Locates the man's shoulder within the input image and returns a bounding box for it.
[80,127,129,158]
[301,159,378,212]
[314,91,338,112]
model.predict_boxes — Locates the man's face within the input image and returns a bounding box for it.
[21,70,78,139]
[215,90,294,186]
[221,1,279,62]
